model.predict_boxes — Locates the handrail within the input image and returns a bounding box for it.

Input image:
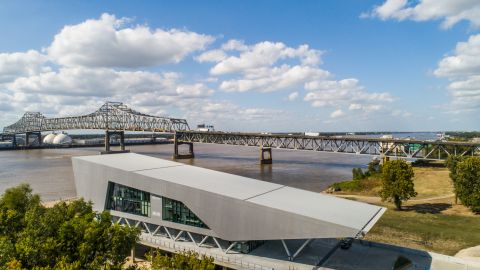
[140,234,274,270]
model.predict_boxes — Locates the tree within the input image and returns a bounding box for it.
[445,155,466,204]
[147,250,215,270]
[454,157,480,213]
[380,160,417,210]
[0,184,140,270]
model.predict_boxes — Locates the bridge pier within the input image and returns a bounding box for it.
[260,147,272,164]
[102,130,129,154]
[173,135,194,159]
[25,132,41,146]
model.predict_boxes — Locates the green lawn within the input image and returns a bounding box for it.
[366,205,480,255]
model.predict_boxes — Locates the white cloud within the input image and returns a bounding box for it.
[195,50,227,63]
[219,65,328,92]
[364,0,480,29]
[434,34,480,77]
[287,91,299,101]
[304,79,393,110]
[434,35,480,112]
[330,109,345,119]
[221,39,249,51]
[7,67,180,97]
[47,13,214,68]
[0,50,48,83]
[209,41,322,76]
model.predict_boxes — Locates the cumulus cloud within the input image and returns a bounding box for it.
[330,109,345,119]
[47,13,214,68]
[0,50,49,83]
[434,35,480,112]
[303,79,393,111]
[363,0,480,29]
[287,91,299,101]
[219,65,328,92]
[434,34,480,77]
[7,67,180,97]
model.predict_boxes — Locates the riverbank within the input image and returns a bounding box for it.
[328,167,480,256]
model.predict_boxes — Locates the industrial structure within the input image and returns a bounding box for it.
[1,102,479,160]
[72,153,385,262]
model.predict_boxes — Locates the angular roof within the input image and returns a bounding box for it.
[73,153,386,240]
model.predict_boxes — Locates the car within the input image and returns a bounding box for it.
[340,237,354,250]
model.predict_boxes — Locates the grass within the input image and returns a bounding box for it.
[365,199,480,255]
[329,166,480,255]
[331,167,452,198]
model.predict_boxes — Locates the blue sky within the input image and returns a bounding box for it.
[0,0,479,132]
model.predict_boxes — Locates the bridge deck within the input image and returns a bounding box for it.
[175,131,480,161]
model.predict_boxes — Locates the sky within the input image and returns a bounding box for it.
[0,0,479,132]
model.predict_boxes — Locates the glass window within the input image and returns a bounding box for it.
[106,182,151,217]
[162,197,208,228]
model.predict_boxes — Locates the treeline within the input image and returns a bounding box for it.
[0,184,217,270]
[0,184,139,270]
[446,131,480,141]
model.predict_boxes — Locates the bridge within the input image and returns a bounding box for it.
[1,102,189,151]
[173,131,480,162]
[1,102,479,161]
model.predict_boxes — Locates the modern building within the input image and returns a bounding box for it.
[72,153,386,261]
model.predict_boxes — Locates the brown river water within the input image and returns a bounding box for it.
[0,144,372,202]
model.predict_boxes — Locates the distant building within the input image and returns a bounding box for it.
[196,124,215,132]
[72,153,385,261]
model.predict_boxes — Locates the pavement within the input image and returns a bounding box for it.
[138,233,480,270]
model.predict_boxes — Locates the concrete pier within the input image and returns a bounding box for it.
[25,132,41,146]
[260,147,273,164]
[102,130,130,154]
[173,136,194,159]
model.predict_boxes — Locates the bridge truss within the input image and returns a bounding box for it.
[175,131,480,161]
[2,102,190,134]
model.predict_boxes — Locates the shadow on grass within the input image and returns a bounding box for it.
[404,203,452,214]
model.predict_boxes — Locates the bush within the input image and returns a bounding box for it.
[146,250,215,270]
[454,157,480,213]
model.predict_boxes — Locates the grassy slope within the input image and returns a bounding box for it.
[331,167,480,255]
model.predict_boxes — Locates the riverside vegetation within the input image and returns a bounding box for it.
[0,184,215,270]
[330,157,480,255]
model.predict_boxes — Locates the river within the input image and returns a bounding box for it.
[0,143,374,202]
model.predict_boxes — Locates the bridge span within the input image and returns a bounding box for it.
[1,102,479,161]
[175,131,480,161]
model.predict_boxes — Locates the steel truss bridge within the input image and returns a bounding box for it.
[1,102,479,160]
[2,102,190,134]
[175,131,480,161]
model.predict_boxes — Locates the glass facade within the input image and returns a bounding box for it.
[106,182,151,217]
[162,197,208,228]
[232,241,265,254]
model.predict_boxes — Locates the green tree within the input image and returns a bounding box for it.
[445,155,466,204]
[454,157,480,213]
[0,184,139,270]
[147,250,215,270]
[380,160,417,210]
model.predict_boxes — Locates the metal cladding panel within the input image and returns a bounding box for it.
[72,153,386,241]
[137,165,283,200]
[246,186,384,231]
[74,153,182,172]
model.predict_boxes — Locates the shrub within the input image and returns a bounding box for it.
[380,160,417,210]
